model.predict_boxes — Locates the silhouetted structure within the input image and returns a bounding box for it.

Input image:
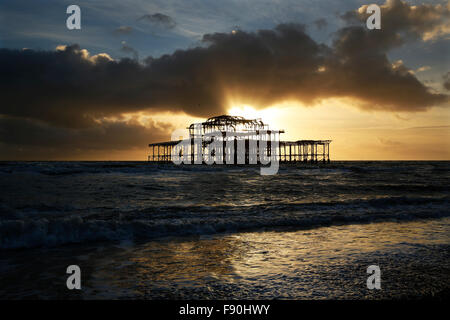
[148,115,331,164]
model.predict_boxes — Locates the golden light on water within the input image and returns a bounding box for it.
[81,218,450,298]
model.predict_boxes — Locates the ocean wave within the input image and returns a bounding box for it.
[1,196,448,249]
[0,161,382,175]
[1,161,448,249]
[1,161,448,178]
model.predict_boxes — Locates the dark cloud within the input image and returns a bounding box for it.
[113,26,133,35]
[443,72,450,91]
[0,22,447,133]
[330,26,447,111]
[313,18,328,30]
[138,13,176,29]
[342,0,450,47]
[0,116,171,160]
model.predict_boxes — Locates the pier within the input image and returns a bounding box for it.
[148,115,331,164]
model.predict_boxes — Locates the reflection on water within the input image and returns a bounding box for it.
[82,218,449,299]
[1,218,449,299]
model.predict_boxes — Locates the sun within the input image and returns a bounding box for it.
[227,105,280,126]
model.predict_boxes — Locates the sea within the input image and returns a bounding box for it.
[0,161,448,299]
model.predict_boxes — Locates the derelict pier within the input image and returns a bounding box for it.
[148,115,331,164]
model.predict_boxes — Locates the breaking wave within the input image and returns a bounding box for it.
[1,161,449,249]
[1,196,448,249]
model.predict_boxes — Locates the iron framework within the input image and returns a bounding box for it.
[148,115,331,164]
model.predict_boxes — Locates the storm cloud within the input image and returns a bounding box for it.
[0,116,171,160]
[0,0,448,160]
[0,24,447,128]
[342,0,450,46]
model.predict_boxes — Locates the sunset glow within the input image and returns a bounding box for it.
[227,105,281,126]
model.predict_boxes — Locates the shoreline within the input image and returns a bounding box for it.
[1,217,448,299]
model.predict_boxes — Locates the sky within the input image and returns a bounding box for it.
[0,0,449,160]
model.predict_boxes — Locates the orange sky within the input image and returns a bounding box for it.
[106,98,450,161]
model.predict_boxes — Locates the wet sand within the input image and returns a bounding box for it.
[1,217,449,299]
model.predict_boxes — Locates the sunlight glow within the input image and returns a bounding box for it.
[228,105,281,126]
